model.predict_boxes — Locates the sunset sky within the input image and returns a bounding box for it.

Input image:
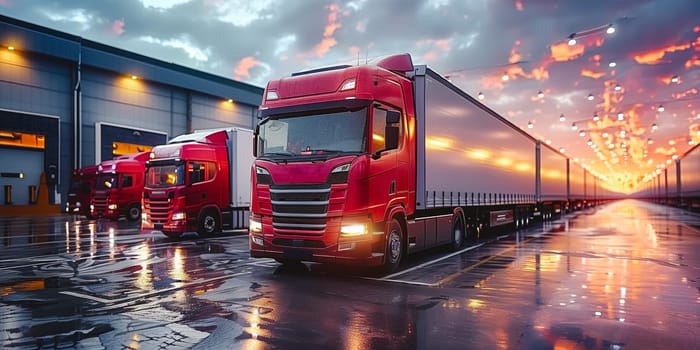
[1,0,699,193]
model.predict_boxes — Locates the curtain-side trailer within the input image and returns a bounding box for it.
[250,53,563,273]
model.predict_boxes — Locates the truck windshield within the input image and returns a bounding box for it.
[258,109,367,158]
[145,164,185,187]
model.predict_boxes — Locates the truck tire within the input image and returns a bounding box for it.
[198,210,220,236]
[127,204,141,222]
[383,218,403,274]
[451,214,465,251]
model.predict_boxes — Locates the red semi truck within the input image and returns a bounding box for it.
[249,53,569,272]
[90,152,149,221]
[142,128,254,238]
[65,165,98,217]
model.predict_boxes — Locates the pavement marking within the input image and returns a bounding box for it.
[433,235,540,287]
[378,242,486,280]
[59,271,250,304]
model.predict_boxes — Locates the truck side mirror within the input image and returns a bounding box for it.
[253,125,259,157]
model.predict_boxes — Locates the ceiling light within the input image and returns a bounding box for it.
[614,84,622,91]
[478,92,485,100]
[567,33,577,46]
[617,113,624,121]
[587,93,595,101]
[527,121,534,129]
[502,72,509,81]
[571,123,578,130]
[657,104,664,112]
[609,61,617,68]
[559,147,566,153]
[652,123,659,131]
[537,91,544,99]
[593,113,600,122]
[130,75,138,80]
[671,75,679,83]
[647,138,653,144]
[579,130,586,137]
[7,46,15,51]
[559,114,566,122]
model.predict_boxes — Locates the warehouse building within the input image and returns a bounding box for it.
[0,14,263,215]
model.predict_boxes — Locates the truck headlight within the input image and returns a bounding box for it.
[108,204,118,210]
[340,223,367,236]
[249,217,262,233]
[172,212,186,221]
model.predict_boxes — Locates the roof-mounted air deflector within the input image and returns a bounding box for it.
[375,53,414,76]
[292,65,353,76]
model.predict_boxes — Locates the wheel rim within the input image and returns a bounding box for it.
[388,230,401,263]
[129,207,140,220]
[203,215,216,233]
[454,220,463,245]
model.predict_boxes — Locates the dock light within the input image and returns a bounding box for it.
[606,24,616,34]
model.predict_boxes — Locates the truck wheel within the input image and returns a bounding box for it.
[451,214,464,250]
[127,204,141,222]
[198,210,220,236]
[383,219,403,274]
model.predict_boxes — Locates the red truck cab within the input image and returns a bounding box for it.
[90,152,149,221]
[65,165,98,217]
[142,128,252,239]
[249,54,415,271]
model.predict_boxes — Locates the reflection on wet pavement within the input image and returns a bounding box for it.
[0,200,699,349]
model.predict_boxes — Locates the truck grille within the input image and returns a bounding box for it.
[270,184,330,234]
[145,197,171,223]
[93,193,108,214]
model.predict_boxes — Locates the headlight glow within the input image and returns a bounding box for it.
[249,218,262,233]
[172,212,186,221]
[340,223,367,236]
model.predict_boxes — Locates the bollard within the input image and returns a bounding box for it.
[4,185,11,205]
[29,185,37,204]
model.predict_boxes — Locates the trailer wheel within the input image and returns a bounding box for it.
[451,214,465,250]
[383,219,403,274]
[198,210,220,236]
[127,204,141,222]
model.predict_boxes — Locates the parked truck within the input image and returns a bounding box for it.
[142,128,254,238]
[90,152,149,221]
[65,165,98,217]
[249,53,569,272]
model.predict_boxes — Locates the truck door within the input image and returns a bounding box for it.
[368,106,400,222]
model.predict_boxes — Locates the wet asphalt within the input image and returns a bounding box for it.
[0,199,698,349]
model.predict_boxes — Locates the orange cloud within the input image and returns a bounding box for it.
[550,41,585,62]
[634,43,692,64]
[112,19,125,36]
[314,4,341,57]
[685,55,700,68]
[515,0,523,11]
[672,88,698,99]
[581,68,605,79]
[234,56,261,79]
